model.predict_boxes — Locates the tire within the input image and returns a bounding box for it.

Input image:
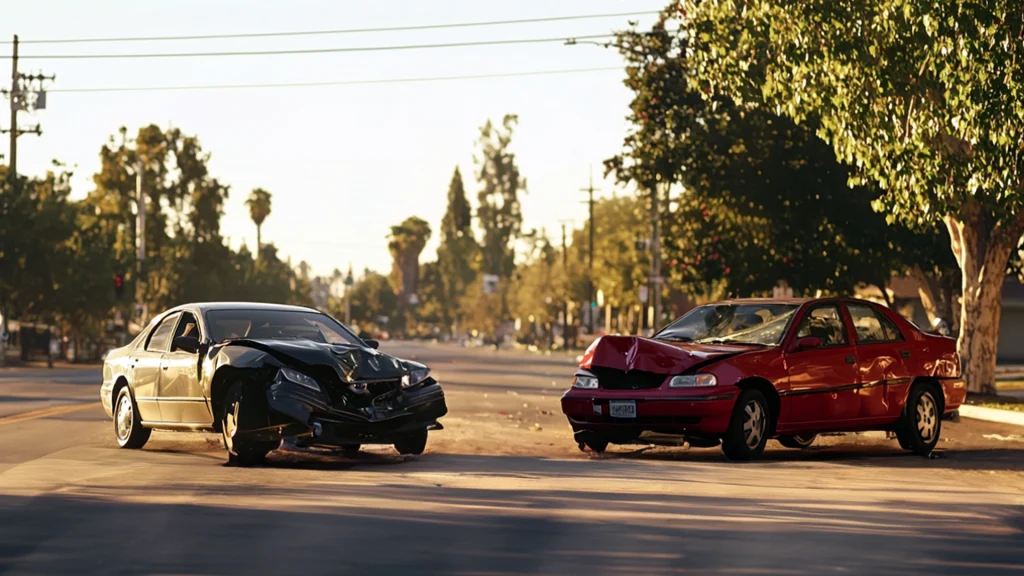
[394,429,428,455]
[722,389,770,461]
[778,433,817,449]
[341,444,361,456]
[221,382,274,466]
[113,386,151,449]
[583,438,609,453]
[895,384,942,456]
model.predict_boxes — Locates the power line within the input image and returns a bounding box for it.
[6,11,658,45]
[7,33,617,60]
[48,66,622,93]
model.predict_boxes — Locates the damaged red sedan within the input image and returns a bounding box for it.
[562,298,966,461]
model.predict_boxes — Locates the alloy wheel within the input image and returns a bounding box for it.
[916,392,938,443]
[116,393,133,442]
[742,400,766,448]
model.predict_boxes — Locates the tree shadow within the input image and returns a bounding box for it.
[1,455,1021,575]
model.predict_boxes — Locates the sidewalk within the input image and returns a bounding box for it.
[959,405,1024,428]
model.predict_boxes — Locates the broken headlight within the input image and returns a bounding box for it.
[669,374,717,387]
[401,367,430,388]
[280,367,321,392]
[573,375,598,389]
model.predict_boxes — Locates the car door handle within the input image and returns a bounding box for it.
[900,350,911,359]
[845,356,856,364]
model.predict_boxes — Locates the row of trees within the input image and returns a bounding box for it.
[602,1,1021,393]
[341,2,1021,395]
[1,125,313,359]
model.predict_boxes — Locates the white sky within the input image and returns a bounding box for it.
[3,0,662,276]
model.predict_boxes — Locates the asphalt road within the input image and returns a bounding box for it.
[0,342,1022,575]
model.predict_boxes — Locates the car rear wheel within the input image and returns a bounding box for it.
[722,390,770,461]
[221,382,275,467]
[114,387,151,449]
[895,385,941,456]
[394,429,428,455]
[778,433,817,449]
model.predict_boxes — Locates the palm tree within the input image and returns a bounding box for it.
[245,188,272,255]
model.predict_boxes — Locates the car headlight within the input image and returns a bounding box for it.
[402,367,430,388]
[280,367,321,392]
[668,374,717,387]
[573,375,599,389]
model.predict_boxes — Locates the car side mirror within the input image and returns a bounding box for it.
[790,336,822,352]
[171,335,201,354]
[364,339,379,350]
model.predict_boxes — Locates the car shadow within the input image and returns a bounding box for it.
[595,442,1024,471]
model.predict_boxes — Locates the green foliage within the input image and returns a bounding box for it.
[568,196,649,308]
[677,0,1023,390]
[608,12,956,300]
[682,0,1024,229]
[0,125,313,358]
[476,115,526,280]
[245,188,272,248]
[436,167,479,332]
[345,269,398,330]
[387,216,432,336]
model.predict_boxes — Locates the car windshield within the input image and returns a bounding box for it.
[206,309,363,345]
[656,303,800,346]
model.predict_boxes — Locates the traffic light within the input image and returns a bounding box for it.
[113,273,124,299]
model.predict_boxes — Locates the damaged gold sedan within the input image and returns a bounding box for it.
[100,302,447,466]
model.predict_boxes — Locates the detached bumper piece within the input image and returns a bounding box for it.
[267,378,448,447]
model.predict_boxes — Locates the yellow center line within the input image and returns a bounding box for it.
[0,402,102,426]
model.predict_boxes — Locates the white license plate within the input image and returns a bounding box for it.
[609,400,637,419]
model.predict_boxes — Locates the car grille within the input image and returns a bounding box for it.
[590,367,666,390]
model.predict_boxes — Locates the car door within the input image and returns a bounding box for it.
[157,311,210,424]
[844,301,913,423]
[783,302,861,425]
[132,312,180,422]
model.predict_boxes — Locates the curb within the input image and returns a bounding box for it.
[958,405,1024,428]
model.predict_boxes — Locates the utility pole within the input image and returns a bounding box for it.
[135,159,145,326]
[344,263,354,326]
[7,35,17,196]
[561,222,569,350]
[580,168,598,335]
[649,183,662,335]
[1,35,52,366]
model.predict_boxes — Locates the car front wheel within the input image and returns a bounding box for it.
[114,387,151,449]
[394,429,428,455]
[778,433,817,449]
[896,385,941,456]
[221,382,275,466]
[722,389,770,461]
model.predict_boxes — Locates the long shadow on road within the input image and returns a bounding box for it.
[1,451,1021,575]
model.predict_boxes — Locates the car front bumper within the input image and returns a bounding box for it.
[263,380,448,446]
[561,387,738,440]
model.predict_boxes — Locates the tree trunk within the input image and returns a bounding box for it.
[943,206,1023,395]
[876,281,894,308]
[256,224,262,256]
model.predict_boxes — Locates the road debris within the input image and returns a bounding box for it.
[983,433,1024,442]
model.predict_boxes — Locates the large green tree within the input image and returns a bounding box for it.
[609,16,957,310]
[476,115,526,282]
[680,0,1023,393]
[388,216,432,335]
[435,167,478,333]
[245,188,272,252]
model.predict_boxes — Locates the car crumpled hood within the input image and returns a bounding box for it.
[579,335,753,375]
[223,338,415,382]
